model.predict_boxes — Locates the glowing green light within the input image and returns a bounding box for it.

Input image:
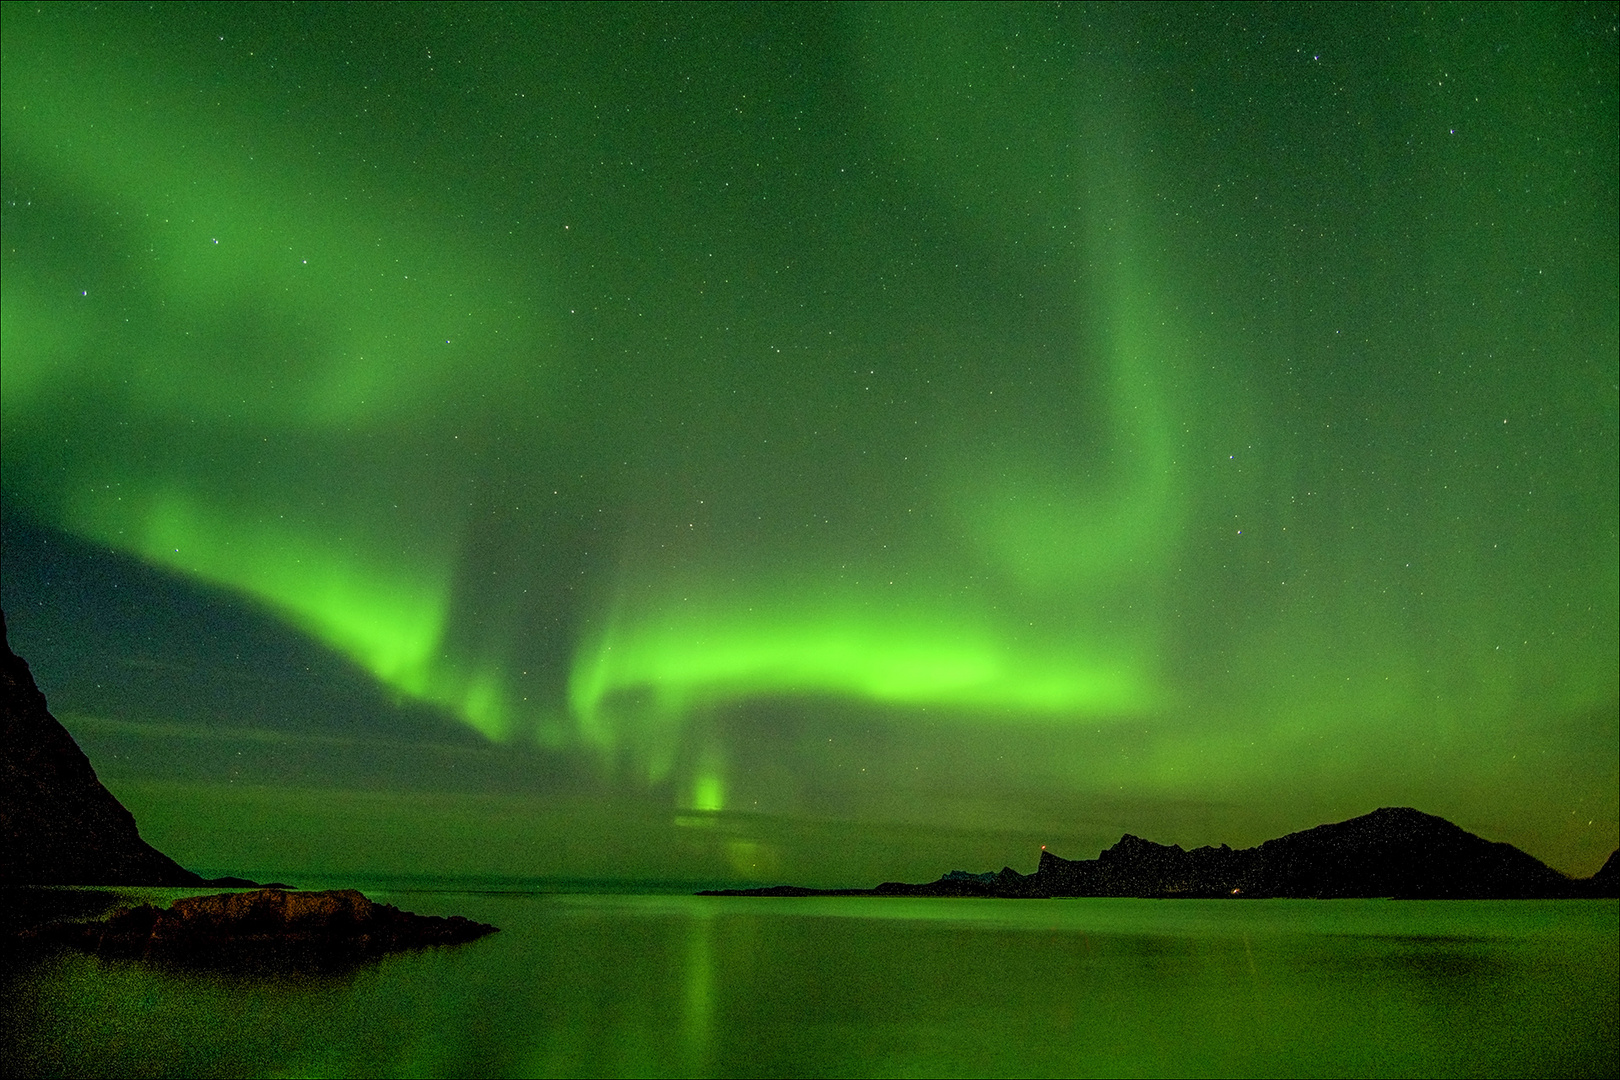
[66,484,456,706]
[1,15,558,741]
[690,773,725,814]
[573,595,1146,729]
[2,3,1613,867]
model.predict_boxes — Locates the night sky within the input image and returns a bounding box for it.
[3,2,1615,886]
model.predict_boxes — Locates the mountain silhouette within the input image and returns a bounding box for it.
[1,610,204,886]
[705,807,1618,899]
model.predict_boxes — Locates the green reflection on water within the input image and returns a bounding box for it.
[3,895,1614,1078]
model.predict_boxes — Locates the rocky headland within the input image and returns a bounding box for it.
[1,608,496,962]
[703,806,1620,900]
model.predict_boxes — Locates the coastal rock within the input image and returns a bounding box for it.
[1,609,495,963]
[45,888,497,964]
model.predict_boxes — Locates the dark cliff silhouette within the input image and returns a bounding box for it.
[705,807,1620,899]
[1591,850,1619,896]
[1,610,205,886]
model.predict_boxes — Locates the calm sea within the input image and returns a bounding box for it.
[4,885,1615,1078]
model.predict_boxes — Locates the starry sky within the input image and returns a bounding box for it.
[3,2,1615,886]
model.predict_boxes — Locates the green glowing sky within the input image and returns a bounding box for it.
[3,2,1615,883]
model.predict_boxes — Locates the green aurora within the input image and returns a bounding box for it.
[2,2,1615,884]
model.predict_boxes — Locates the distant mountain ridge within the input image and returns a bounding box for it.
[704,807,1619,900]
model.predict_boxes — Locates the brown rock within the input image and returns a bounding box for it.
[48,887,497,965]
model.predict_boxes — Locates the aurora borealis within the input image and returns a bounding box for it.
[2,2,1615,884]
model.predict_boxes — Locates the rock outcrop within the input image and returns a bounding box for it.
[1,611,204,886]
[40,888,497,964]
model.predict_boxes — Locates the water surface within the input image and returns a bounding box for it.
[4,889,1615,1077]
